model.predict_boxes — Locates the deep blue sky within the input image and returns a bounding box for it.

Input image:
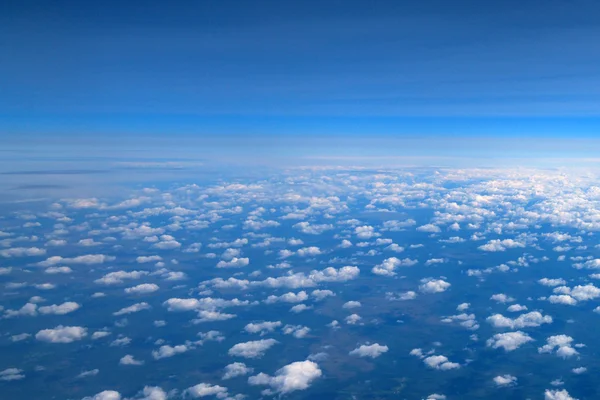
[1,0,600,139]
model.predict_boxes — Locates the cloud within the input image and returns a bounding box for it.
[490,293,515,303]
[119,355,144,365]
[124,283,159,295]
[282,324,311,338]
[423,355,460,370]
[82,390,122,400]
[44,266,73,274]
[494,375,517,387]
[36,325,87,343]
[0,368,25,381]
[248,360,322,394]
[113,302,151,316]
[296,246,322,257]
[223,362,253,380]
[539,278,567,287]
[152,344,190,360]
[342,301,361,309]
[244,321,282,335]
[372,257,417,276]
[228,339,278,359]
[419,278,451,294]
[349,343,389,358]
[184,383,228,398]
[486,312,553,329]
[265,291,308,304]
[311,289,335,301]
[95,270,149,285]
[544,389,577,400]
[538,335,579,359]
[486,331,534,351]
[478,239,525,252]
[136,255,162,263]
[355,225,379,239]
[216,257,250,268]
[416,224,441,233]
[293,222,333,235]
[38,302,81,315]
[0,247,46,258]
[38,254,115,267]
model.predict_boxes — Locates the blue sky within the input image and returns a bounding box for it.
[1,0,600,143]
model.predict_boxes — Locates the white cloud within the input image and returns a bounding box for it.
[422,355,460,370]
[355,225,379,239]
[152,344,190,360]
[38,254,115,267]
[296,246,322,257]
[293,222,334,235]
[228,339,278,359]
[244,321,282,335]
[345,314,362,324]
[248,360,322,394]
[95,270,149,285]
[82,390,122,400]
[0,368,25,381]
[539,278,567,287]
[372,257,417,276]
[136,255,162,263]
[119,354,144,365]
[544,389,577,400]
[184,383,228,398]
[282,324,311,338]
[486,331,533,351]
[38,302,81,315]
[342,301,361,309]
[490,293,515,303]
[493,374,517,387]
[216,257,250,268]
[486,312,552,329]
[223,362,253,380]
[265,291,308,304]
[416,224,441,233]
[44,266,73,274]
[0,247,46,258]
[113,302,151,316]
[36,325,87,343]
[349,343,389,358]
[311,289,335,301]
[538,335,579,359]
[124,283,159,295]
[419,278,451,294]
[478,239,525,252]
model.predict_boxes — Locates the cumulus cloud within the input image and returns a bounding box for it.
[486,312,552,329]
[124,283,159,295]
[216,257,250,268]
[229,339,278,359]
[349,343,389,358]
[478,239,525,252]
[265,291,308,304]
[36,325,87,343]
[486,331,533,351]
[538,335,579,359]
[38,302,81,315]
[244,321,282,335]
[152,344,190,360]
[248,360,322,395]
[82,390,122,400]
[223,362,253,380]
[113,302,151,316]
[419,278,451,294]
[119,355,144,365]
[372,257,417,276]
[184,383,228,398]
[544,389,577,400]
[493,375,517,387]
[38,254,115,267]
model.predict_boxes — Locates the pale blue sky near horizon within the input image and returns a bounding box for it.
[1,0,600,163]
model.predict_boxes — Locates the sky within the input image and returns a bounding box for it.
[1,0,600,149]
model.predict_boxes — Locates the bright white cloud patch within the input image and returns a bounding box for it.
[349,343,389,358]
[248,360,322,394]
